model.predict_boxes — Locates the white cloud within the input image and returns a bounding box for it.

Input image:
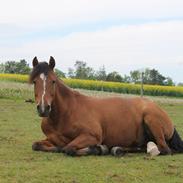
[1,20,183,82]
[1,0,183,82]
[0,0,183,27]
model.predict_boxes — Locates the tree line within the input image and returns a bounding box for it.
[0,59,176,86]
[68,61,175,86]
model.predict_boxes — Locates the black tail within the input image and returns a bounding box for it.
[168,128,183,153]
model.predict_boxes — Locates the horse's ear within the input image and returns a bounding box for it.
[32,57,38,67]
[49,56,55,70]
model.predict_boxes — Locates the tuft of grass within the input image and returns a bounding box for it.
[1,95,183,182]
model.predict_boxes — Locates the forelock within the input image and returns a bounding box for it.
[29,62,51,83]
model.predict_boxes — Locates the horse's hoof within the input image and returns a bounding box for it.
[32,142,42,151]
[159,148,172,155]
[147,142,160,156]
[111,147,125,156]
[63,148,77,156]
[89,145,109,155]
[89,145,101,155]
[98,145,109,155]
[54,146,63,153]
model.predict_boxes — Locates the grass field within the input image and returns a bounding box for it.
[1,81,183,183]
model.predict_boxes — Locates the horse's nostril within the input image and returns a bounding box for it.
[36,104,51,117]
[37,105,40,110]
[46,105,51,111]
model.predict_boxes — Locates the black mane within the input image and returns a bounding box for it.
[29,62,51,83]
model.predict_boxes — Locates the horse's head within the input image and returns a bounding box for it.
[30,56,57,117]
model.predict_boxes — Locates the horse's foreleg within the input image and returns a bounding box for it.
[62,134,101,156]
[32,139,62,153]
[75,145,109,156]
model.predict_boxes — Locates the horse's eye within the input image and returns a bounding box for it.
[52,80,56,84]
[33,81,36,84]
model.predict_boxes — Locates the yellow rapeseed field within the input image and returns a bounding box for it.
[1,73,183,97]
[0,73,28,83]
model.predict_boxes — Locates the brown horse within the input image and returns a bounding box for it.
[30,56,183,156]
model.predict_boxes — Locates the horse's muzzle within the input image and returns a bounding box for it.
[37,104,51,117]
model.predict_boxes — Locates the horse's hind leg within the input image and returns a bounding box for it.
[144,115,172,155]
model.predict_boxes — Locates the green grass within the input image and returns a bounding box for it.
[0,81,34,100]
[1,81,183,183]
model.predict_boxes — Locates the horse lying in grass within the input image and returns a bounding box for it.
[30,56,183,156]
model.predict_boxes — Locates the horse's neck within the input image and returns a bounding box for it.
[50,79,75,120]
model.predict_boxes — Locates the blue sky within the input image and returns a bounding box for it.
[1,0,183,83]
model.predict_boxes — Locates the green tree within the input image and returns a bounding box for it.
[70,61,95,80]
[178,82,183,86]
[75,61,87,79]
[95,65,107,81]
[4,61,17,73]
[0,63,5,73]
[123,75,131,83]
[4,60,30,74]
[164,77,175,86]
[130,68,174,86]
[17,59,31,74]
[55,68,66,78]
[68,68,75,78]
[106,71,123,82]
[130,70,141,83]
[144,69,165,85]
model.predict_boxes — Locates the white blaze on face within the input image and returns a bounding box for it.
[40,73,46,111]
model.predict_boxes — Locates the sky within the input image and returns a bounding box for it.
[1,0,183,83]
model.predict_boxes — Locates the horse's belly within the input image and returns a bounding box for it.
[102,119,144,147]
